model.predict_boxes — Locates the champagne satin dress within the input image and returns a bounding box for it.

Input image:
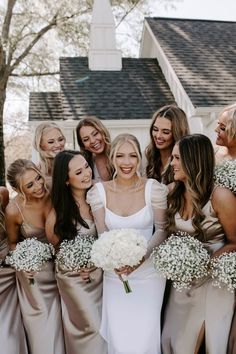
[0,225,28,354]
[15,203,65,354]
[162,199,235,354]
[56,220,107,354]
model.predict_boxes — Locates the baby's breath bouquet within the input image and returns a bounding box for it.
[214,159,236,194]
[55,234,96,273]
[91,228,147,293]
[151,231,210,291]
[210,252,236,292]
[5,238,54,284]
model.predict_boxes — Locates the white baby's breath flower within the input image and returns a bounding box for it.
[91,228,147,293]
[210,252,236,292]
[5,238,54,284]
[151,231,210,291]
[55,234,96,272]
[214,159,236,194]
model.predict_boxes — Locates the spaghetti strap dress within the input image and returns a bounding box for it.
[0,226,28,354]
[14,202,65,354]
[87,179,168,354]
[162,199,235,354]
[56,219,107,354]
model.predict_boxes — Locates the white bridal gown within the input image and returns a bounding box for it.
[87,178,168,354]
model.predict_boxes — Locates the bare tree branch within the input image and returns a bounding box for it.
[1,0,17,46]
[10,71,60,77]
[10,13,59,73]
[115,0,143,28]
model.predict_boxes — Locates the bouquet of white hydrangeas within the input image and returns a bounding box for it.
[210,252,236,292]
[151,231,210,291]
[214,159,236,194]
[55,234,96,273]
[5,238,54,284]
[91,228,147,293]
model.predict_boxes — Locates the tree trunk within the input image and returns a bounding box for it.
[0,87,6,186]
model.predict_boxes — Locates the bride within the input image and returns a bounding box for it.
[87,133,168,354]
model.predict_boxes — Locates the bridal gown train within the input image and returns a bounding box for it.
[87,179,168,354]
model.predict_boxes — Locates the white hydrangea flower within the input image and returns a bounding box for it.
[55,234,96,272]
[151,231,210,291]
[210,252,236,292]
[214,159,236,194]
[90,228,147,293]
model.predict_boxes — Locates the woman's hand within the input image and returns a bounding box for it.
[115,257,145,276]
[79,265,97,282]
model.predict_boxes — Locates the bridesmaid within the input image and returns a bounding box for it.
[5,159,65,354]
[33,122,66,188]
[0,186,28,353]
[46,150,106,354]
[215,102,236,162]
[144,104,190,183]
[214,102,236,353]
[76,116,113,181]
[161,134,236,354]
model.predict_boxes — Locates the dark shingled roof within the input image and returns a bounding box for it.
[59,57,175,120]
[29,92,63,121]
[146,18,236,107]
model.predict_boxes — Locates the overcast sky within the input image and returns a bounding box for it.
[152,0,236,21]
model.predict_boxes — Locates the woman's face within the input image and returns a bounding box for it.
[152,117,174,151]
[79,126,105,155]
[40,128,65,157]
[171,144,187,182]
[114,142,139,180]
[20,170,46,200]
[67,155,92,190]
[215,111,233,148]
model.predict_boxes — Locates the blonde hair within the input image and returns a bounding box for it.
[33,122,66,175]
[7,159,46,201]
[219,102,236,140]
[110,134,142,179]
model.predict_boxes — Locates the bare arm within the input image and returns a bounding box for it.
[211,186,236,257]
[5,202,21,250]
[0,186,9,211]
[45,208,60,248]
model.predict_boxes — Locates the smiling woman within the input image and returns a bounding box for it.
[5,159,65,354]
[144,105,190,184]
[76,116,114,181]
[33,122,66,189]
[87,133,169,354]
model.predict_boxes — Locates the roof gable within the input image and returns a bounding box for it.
[146,18,236,107]
[59,57,175,120]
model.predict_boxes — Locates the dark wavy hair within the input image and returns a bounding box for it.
[145,105,190,184]
[166,134,215,241]
[51,150,89,242]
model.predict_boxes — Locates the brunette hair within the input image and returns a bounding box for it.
[167,134,215,241]
[51,150,90,242]
[76,116,113,179]
[145,105,190,184]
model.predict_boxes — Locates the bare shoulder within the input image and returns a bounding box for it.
[0,186,9,210]
[211,186,236,213]
[5,197,21,221]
